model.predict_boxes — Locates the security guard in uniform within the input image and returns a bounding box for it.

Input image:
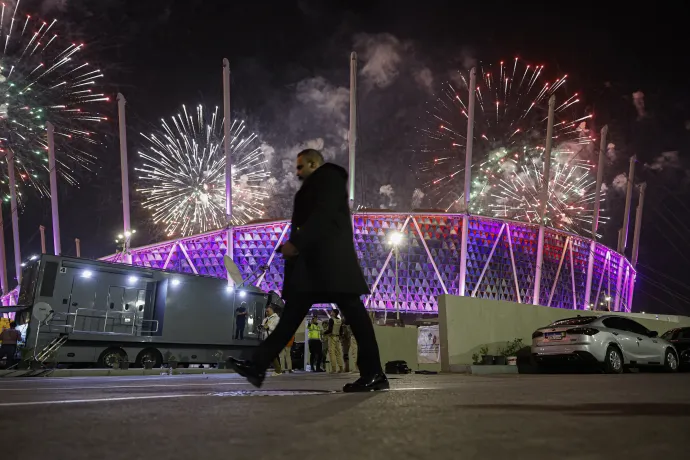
[307,316,323,372]
[323,309,344,373]
[342,317,358,373]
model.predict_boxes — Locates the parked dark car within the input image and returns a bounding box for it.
[660,327,690,371]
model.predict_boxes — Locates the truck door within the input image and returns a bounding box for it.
[69,277,100,332]
[105,286,140,335]
[122,287,146,335]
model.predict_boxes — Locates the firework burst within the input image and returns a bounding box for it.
[137,104,271,237]
[419,58,603,235]
[0,0,109,198]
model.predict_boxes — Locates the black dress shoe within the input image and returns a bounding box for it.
[343,373,389,393]
[227,357,265,388]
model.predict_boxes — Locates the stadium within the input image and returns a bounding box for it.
[98,212,634,314]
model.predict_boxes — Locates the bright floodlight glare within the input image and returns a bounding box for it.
[226,285,234,292]
[30,255,38,261]
[239,291,246,298]
[124,231,132,238]
[605,296,611,302]
[82,270,93,278]
[388,231,403,246]
[128,276,138,283]
[171,278,181,286]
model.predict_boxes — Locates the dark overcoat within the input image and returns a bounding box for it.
[282,163,369,302]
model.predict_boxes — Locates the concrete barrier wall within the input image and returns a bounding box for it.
[298,324,421,370]
[438,294,690,372]
[374,325,419,369]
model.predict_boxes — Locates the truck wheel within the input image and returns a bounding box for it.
[135,348,162,368]
[98,348,127,369]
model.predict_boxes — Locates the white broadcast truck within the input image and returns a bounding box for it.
[2,254,278,368]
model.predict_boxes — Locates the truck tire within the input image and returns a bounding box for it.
[98,348,127,369]
[135,348,162,368]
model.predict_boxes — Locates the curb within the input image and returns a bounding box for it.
[468,365,519,375]
[0,368,237,378]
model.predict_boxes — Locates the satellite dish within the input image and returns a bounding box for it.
[223,255,243,286]
[33,302,53,322]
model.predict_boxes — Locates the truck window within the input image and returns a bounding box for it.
[17,262,41,306]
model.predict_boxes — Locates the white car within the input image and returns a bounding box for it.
[531,315,679,373]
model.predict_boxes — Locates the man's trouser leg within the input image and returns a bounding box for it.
[335,295,383,376]
[327,335,344,372]
[278,347,290,371]
[284,346,292,371]
[272,358,282,374]
[251,294,312,371]
[239,326,244,340]
[0,345,16,369]
[341,336,351,372]
[308,339,319,371]
[350,336,359,372]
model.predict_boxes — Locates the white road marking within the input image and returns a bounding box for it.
[0,385,443,406]
[0,394,202,407]
[0,381,249,392]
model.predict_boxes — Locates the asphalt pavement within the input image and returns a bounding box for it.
[1,371,689,459]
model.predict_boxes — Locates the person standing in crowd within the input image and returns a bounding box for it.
[324,309,344,373]
[234,302,248,340]
[0,321,21,369]
[342,316,358,373]
[307,316,323,372]
[280,335,294,373]
[260,306,282,374]
[340,317,351,372]
[320,317,329,371]
[229,148,388,392]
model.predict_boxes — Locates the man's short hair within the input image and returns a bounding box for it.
[297,148,324,165]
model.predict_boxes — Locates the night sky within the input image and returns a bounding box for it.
[4,0,690,314]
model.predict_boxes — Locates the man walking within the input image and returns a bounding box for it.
[307,316,324,372]
[229,149,388,392]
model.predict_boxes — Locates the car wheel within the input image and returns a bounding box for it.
[604,346,623,374]
[663,348,679,373]
[680,350,690,371]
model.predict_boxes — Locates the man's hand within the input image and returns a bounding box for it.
[280,241,299,258]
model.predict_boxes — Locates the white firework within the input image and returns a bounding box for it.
[137,104,271,237]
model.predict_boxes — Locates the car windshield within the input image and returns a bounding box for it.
[549,316,598,326]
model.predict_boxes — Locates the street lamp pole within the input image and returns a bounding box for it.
[388,231,404,325]
[395,245,400,321]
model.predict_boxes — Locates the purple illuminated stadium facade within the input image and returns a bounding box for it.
[84,213,633,313]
